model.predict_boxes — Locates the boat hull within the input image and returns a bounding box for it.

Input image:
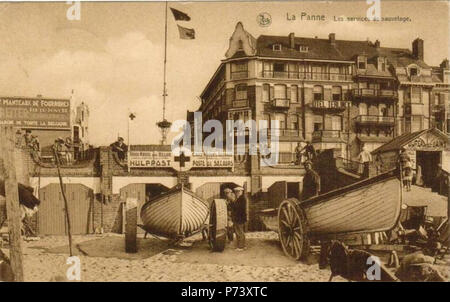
[302,175,401,237]
[140,187,209,238]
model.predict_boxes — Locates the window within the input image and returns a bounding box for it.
[238,40,243,50]
[273,63,285,72]
[296,45,309,52]
[357,56,367,70]
[313,85,323,101]
[274,113,286,129]
[273,44,282,51]
[232,61,247,72]
[332,86,342,101]
[291,85,298,102]
[379,104,387,116]
[262,84,270,102]
[359,103,368,115]
[410,68,418,76]
[331,116,342,131]
[235,84,247,100]
[274,85,287,99]
[314,123,323,131]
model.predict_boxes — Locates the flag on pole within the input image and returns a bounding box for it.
[177,25,195,40]
[170,8,191,21]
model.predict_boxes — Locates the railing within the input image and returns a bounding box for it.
[261,71,352,81]
[268,128,301,138]
[311,100,350,110]
[271,98,290,108]
[278,152,296,164]
[312,130,341,140]
[352,89,398,98]
[232,99,249,108]
[432,104,445,113]
[338,157,362,175]
[231,71,248,80]
[355,115,395,125]
[37,148,97,167]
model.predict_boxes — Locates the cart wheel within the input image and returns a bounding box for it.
[278,198,310,260]
[208,199,228,252]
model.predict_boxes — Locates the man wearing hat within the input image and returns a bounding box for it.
[230,186,247,251]
[302,160,321,201]
[110,137,128,161]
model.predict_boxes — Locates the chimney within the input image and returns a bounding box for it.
[412,38,424,61]
[440,58,449,69]
[329,33,335,45]
[288,32,295,49]
[374,40,380,48]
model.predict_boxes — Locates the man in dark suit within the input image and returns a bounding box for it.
[231,186,247,251]
[302,160,321,201]
[110,137,128,161]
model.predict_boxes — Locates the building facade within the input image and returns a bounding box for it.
[195,22,449,163]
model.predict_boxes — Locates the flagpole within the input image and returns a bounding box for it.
[163,1,168,121]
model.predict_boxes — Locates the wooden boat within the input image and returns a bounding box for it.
[274,169,403,260]
[140,185,209,239]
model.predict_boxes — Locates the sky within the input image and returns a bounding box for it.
[0,1,448,146]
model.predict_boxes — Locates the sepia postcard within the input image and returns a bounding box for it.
[0,0,449,289]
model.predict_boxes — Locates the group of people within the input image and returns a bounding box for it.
[15,129,41,160]
[294,141,316,165]
[223,186,247,251]
[52,137,74,165]
[399,147,414,191]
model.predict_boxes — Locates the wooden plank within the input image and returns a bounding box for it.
[0,126,24,281]
[125,198,137,253]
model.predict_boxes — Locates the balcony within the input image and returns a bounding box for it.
[231,71,248,80]
[271,98,290,108]
[310,100,350,110]
[232,99,249,108]
[267,128,302,139]
[312,130,342,142]
[352,88,398,99]
[261,71,352,81]
[355,115,395,126]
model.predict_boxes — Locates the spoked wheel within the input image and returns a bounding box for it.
[278,198,310,260]
[208,199,228,252]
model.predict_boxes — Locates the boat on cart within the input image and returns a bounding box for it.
[140,184,209,239]
[261,169,403,260]
[140,184,228,251]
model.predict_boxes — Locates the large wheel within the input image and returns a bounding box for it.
[208,199,228,252]
[278,198,310,260]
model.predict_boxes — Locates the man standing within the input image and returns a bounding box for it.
[358,144,372,179]
[223,187,235,241]
[301,141,316,161]
[302,160,321,201]
[231,186,247,251]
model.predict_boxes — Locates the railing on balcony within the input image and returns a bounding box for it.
[311,100,350,110]
[352,88,398,98]
[312,130,341,140]
[231,71,249,80]
[337,157,363,175]
[268,128,301,138]
[355,115,395,125]
[261,71,352,81]
[271,98,290,108]
[232,99,249,108]
[278,152,296,164]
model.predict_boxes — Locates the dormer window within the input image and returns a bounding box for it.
[410,67,418,76]
[377,57,386,71]
[357,55,367,70]
[273,44,282,51]
[296,45,309,53]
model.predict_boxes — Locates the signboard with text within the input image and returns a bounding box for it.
[0,97,71,129]
[128,150,234,171]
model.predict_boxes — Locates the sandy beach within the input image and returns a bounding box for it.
[4,232,340,282]
[0,231,440,282]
